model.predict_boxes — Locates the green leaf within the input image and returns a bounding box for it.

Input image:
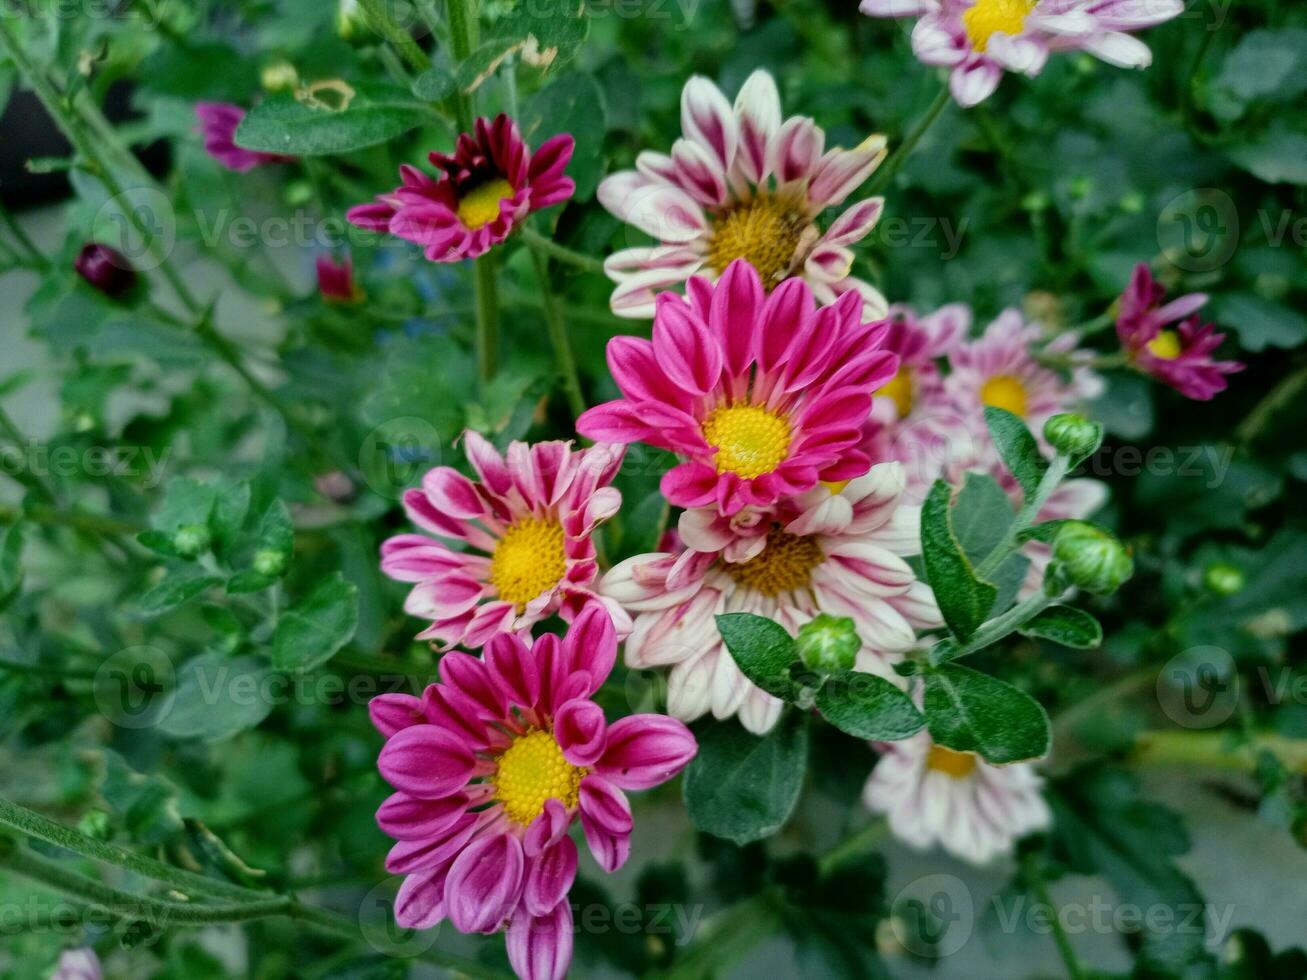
[454,0,589,95]
[1227,124,1307,186]
[1212,29,1307,108]
[254,500,295,555]
[411,67,455,102]
[235,83,443,156]
[922,663,1050,764]
[1211,292,1307,352]
[157,653,274,741]
[153,477,216,532]
[951,472,1015,563]
[521,71,607,200]
[0,524,23,610]
[211,481,251,553]
[684,713,808,845]
[226,570,277,594]
[716,612,799,701]
[1018,605,1102,649]
[270,572,359,671]
[984,406,1048,501]
[815,670,924,740]
[920,480,997,641]
[136,571,221,616]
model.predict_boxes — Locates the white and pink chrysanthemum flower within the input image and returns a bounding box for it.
[577,259,898,517]
[863,729,1050,864]
[1115,264,1244,401]
[370,606,697,980]
[598,70,889,318]
[859,0,1185,107]
[602,462,942,733]
[381,433,629,649]
[875,302,971,421]
[348,114,574,263]
[49,950,102,980]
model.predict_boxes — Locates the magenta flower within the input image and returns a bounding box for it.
[858,0,1185,107]
[599,70,888,318]
[347,114,574,263]
[382,433,627,649]
[1115,264,1244,401]
[195,102,292,172]
[577,260,898,516]
[316,253,361,303]
[369,605,697,980]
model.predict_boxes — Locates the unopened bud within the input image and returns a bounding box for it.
[1203,562,1244,596]
[253,548,289,578]
[172,523,211,558]
[1044,413,1102,462]
[74,242,137,299]
[261,60,299,93]
[796,614,860,673]
[1051,522,1132,595]
[337,0,370,39]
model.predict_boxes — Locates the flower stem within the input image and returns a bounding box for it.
[1023,854,1088,980]
[357,0,429,74]
[446,0,479,132]
[937,590,1058,665]
[473,253,501,390]
[527,243,587,420]
[518,226,606,275]
[1236,360,1307,447]
[866,83,951,196]
[0,201,48,271]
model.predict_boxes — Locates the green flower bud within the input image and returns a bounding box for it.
[337,0,370,40]
[172,523,211,558]
[1203,561,1244,596]
[253,548,290,578]
[796,614,860,673]
[1044,413,1103,462]
[261,60,299,93]
[1050,522,1133,595]
[77,809,111,841]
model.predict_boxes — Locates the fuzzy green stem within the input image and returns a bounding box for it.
[473,253,501,390]
[0,502,144,538]
[866,84,951,196]
[528,244,587,420]
[357,0,429,73]
[0,201,48,270]
[518,226,606,274]
[1236,361,1307,447]
[446,0,479,132]
[937,590,1058,665]
[1024,854,1088,980]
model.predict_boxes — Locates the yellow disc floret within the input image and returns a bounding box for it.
[1146,330,1182,360]
[980,374,1030,418]
[724,526,825,597]
[493,729,585,826]
[489,518,567,610]
[963,0,1038,53]
[457,178,515,230]
[702,403,793,479]
[926,744,978,779]
[706,197,805,287]
[880,366,915,417]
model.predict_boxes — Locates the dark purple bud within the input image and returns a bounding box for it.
[74,242,137,298]
[316,253,361,303]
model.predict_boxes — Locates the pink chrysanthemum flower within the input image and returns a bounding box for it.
[577,260,898,516]
[602,463,941,733]
[347,114,574,263]
[382,433,628,649]
[50,949,102,980]
[195,102,293,172]
[858,0,1185,107]
[369,606,697,980]
[1115,264,1244,401]
[875,303,971,420]
[863,730,1050,864]
[598,70,889,318]
[316,253,362,303]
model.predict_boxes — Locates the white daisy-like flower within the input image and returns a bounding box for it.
[597,69,889,319]
[601,462,941,733]
[863,730,1051,864]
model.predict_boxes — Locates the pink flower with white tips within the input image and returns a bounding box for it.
[859,0,1186,107]
[602,463,941,733]
[598,69,889,318]
[577,259,898,516]
[370,606,697,980]
[381,433,628,649]
[348,114,574,263]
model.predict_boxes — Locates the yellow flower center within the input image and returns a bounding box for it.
[493,729,585,826]
[1146,330,1182,360]
[723,526,825,597]
[489,517,567,610]
[701,403,793,479]
[880,366,914,417]
[926,745,978,779]
[980,374,1030,418]
[963,0,1038,52]
[456,178,514,230]
[706,197,805,288]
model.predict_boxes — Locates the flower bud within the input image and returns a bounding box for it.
[337,0,370,39]
[254,547,290,578]
[261,60,299,93]
[172,523,212,558]
[1044,413,1102,462]
[1050,522,1132,595]
[316,253,362,303]
[1203,561,1244,596]
[796,614,860,673]
[74,242,137,298]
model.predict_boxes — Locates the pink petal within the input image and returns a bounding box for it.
[486,632,542,710]
[377,725,476,799]
[680,75,738,174]
[559,601,618,687]
[595,714,698,790]
[394,865,449,929]
[507,900,573,980]
[554,698,608,767]
[653,295,723,396]
[523,837,578,916]
[369,693,427,738]
[377,792,471,840]
[445,832,525,934]
[523,798,571,858]
[733,69,782,184]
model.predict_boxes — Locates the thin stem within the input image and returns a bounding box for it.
[528,243,587,419]
[473,253,501,390]
[1236,360,1307,446]
[1131,730,1307,774]
[656,893,780,980]
[0,502,145,537]
[866,84,951,196]
[0,201,48,270]
[357,0,429,74]
[1024,854,1087,980]
[817,818,887,873]
[975,454,1070,581]
[0,404,59,502]
[517,226,606,274]
[938,590,1058,664]
[446,0,479,132]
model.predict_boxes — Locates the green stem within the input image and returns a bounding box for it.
[975,453,1070,581]
[1132,730,1307,774]
[0,655,99,679]
[0,502,145,537]
[655,893,781,980]
[446,0,479,132]
[357,0,429,73]
[518,226,606,275]
[817,818,887,873]
[1024,854,1087,980]
[473,253,501,390]
[1236,360,1307,447]
[937,590,1058,664]
[866,84,951,196]
[528,244,587,420]
[0,201,48,270]
[0,404,59,502]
